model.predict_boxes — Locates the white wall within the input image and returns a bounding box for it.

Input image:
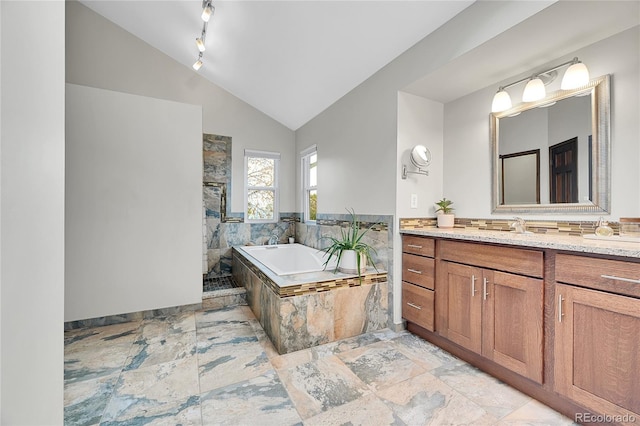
[395,92,443,323]
[66,1,295,214]
[445,26,640,220]
[1,1,65,423]
[295,1,551,216]
[65,84,202,321]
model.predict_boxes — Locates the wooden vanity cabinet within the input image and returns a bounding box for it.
[554,254,640,421]
[401,232,640,422]
[437,240,544,383]
[401,236,435,331]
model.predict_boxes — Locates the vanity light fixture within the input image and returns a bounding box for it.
[491,57,590,113]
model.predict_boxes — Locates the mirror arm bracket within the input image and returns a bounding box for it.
[402,165,429,179]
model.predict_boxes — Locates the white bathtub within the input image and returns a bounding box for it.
[237,243,337,276]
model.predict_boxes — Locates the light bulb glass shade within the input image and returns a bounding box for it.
[196,37,206,52]
[561,62,589,90]
[201,3,214,22]
[491,90,512,113]
[193,59,203,71]
[522,77,546,102]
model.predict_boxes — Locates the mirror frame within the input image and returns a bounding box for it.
[490,74,611,214]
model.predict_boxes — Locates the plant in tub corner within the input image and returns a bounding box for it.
[435,197,455,228]
[321,208,378,278]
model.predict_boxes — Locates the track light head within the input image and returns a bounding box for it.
[193,53,203,71]
[201,2,214,22]
[196,37,206,53]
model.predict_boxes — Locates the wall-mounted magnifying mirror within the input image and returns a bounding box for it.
[402,145,431,179]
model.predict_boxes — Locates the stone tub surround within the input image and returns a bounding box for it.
[399,225,640,258]
[233,248,389,354]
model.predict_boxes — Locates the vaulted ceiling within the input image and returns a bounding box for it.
[79,1,639,130]
[79,0,473,130]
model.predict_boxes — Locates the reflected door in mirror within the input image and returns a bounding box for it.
[550,138,578,203]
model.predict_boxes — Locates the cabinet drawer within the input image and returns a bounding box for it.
[402,282,434,331]
[402,253,435,289]
[556,254,640,298]
[402,235,435,257]
[439,240,543,278]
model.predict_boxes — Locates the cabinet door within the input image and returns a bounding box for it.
[440,261,482,353]
[555,284,640,420]
[482,270,543,383]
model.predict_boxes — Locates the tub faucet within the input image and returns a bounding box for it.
[268,233,279,245]
[510,217,527,234]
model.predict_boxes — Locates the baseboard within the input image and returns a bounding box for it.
[64,302,203,331]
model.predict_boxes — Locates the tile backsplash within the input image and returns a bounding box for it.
[399,217,621,236]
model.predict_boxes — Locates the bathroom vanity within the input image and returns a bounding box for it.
[400,228,640,424]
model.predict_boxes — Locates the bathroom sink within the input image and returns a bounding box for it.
[583,234,640,243]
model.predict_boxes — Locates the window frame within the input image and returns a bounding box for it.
[301,145,317,223]
[244,149,280,224]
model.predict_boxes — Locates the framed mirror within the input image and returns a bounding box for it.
[491,74,610,214]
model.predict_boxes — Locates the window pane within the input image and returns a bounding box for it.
[247,157,275,187]
[310,162,317,187]
[309,189,317,221]
[247,189,275,220]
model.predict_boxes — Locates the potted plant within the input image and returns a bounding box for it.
[435,197,455,228]
[322,208,378,277]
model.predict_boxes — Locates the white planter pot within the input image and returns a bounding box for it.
[338,250,367,274]
[437,214,455,228]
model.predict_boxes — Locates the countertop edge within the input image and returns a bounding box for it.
[400,228,640,259]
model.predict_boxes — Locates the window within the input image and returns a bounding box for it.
[301,145,317,222]
[244,149,280,223]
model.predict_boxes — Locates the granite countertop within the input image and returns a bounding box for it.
[400,227,640,259]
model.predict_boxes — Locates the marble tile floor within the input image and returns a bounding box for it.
[64,305,577,426]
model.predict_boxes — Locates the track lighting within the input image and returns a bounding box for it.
[193,2,214,72]
[491,57,590,113]
[193,53,203,71]
[201,1,214,22]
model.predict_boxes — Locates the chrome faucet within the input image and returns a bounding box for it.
[510,217,527,234]
[268,233,279,245]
